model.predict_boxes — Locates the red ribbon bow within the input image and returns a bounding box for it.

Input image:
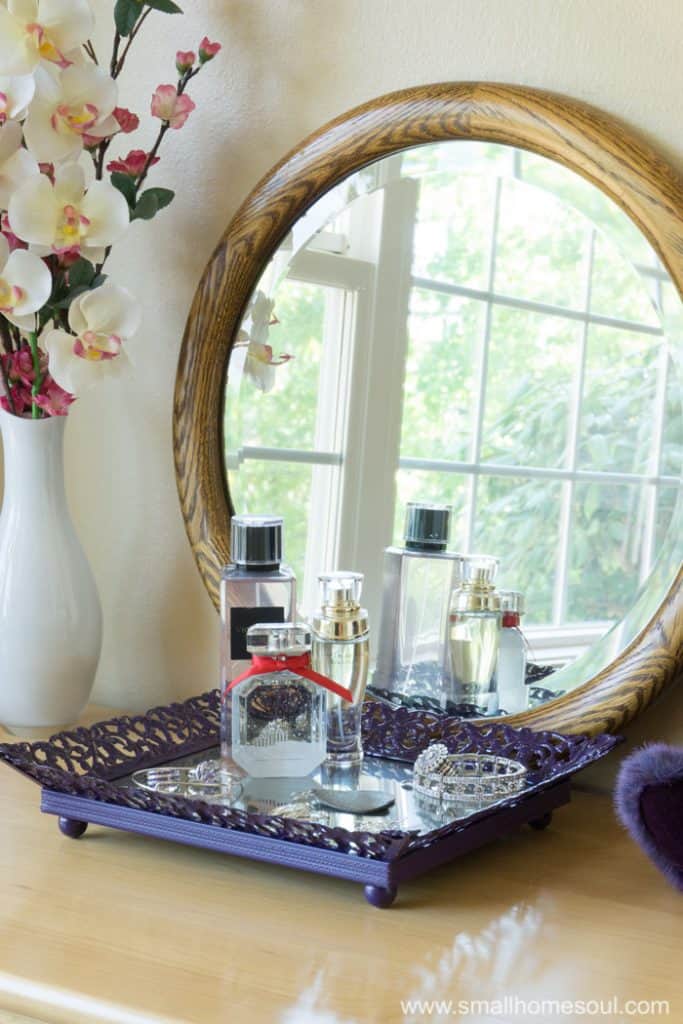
[224,653,353,703]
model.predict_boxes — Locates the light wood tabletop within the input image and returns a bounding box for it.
[0,721,681,1024]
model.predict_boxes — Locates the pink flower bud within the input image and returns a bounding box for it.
[198,37,221,62]
[176,50,196,73]
[107,149,160,178]
[113,107,140,134]
[151,85,196,130]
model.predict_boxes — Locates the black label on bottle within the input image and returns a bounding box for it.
[230,606,285,661]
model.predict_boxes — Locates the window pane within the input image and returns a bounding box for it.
[228,460,336,593]
[399,290,484,461]
[661,358,683,477]
[577,325,660,475]
[589,231,660,326]
[411,174,496,290]
[473,475,562,625]
[519,150,654,266]
[656,485,681,550]
[225,280,326,453]
[494,178,587,308]
[566,482,644,623]
[481,307,578,468]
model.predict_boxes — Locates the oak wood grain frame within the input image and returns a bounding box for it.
[174,82,683,736]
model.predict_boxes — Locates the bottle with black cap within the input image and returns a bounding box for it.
[220,515,296,767]
[373,502,460,703]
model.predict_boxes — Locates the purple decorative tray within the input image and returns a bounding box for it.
[0,692,620,907]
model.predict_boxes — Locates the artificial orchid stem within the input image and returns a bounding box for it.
[28,330,43,419]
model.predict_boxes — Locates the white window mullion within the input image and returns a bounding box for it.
[552,228,596,626]
[464,176,502,550]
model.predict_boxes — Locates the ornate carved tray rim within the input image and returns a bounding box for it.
[0,691,621,862]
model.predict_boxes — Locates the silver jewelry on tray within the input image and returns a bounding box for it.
[412,744,527,802]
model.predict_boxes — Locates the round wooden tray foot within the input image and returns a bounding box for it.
[364,884,397,908]
[529,812,553,831]
[59,816,88,839]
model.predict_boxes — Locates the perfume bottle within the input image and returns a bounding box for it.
[311,571,370,768]
[374,503,460,703]
[495,591,528,715]
[446,555,501,715]
[220,515,296,768]
[228,623,350,778]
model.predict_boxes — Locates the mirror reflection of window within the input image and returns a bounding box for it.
[225,141,682,679]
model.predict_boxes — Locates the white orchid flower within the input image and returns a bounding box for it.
[238,293,293,393]
[9,159,129,264]
[43,283,140,395]
[0,232,52,330]
[23,64,117,163]
[0,74,35,123]
[0,118,38,209]
[0,0,94,76]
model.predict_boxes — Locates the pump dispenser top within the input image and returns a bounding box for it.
[312,571,369,641]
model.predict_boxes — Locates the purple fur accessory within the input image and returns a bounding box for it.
[615,743,683,891]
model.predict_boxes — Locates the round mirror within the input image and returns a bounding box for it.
[175,84,683,735]
[224,140,682,713]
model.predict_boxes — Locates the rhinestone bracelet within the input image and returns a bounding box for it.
[412,743,527,802]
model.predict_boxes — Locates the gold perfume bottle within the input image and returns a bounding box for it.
[446,556,501,715]
[311,572,369,768]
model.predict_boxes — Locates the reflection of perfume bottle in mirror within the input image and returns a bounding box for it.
[374,503,460,704]
[446,555,501,716]
[495,591,528,714]
[220,515,296,768]
[311,571,369,768]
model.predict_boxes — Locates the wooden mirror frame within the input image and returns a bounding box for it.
[174,82,683,736]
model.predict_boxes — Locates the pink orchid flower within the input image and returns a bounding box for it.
[0,384,31,415]
[198,37,221,63]
[151,85,195,130]
[34,376,75,416]
[176,50,196,73]
[1,213,27,253]
[107,149,159,178]
[113,107,140,134]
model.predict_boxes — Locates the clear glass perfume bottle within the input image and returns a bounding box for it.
[220,515,296,769]
[495,591,528,715]
[230,623,326,778]
[446,555,501,716]
[374,503,460,704]
[311,571,369,768]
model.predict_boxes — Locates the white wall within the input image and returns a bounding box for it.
[5,1,683,765]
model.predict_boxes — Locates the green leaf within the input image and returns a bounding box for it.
[111,171,137,206]
[54,285,90,309]
[91,274,108,289]
[68,258,95,289]
[132,187,175,221]
[145,0,183,11]
[114,0,140,36]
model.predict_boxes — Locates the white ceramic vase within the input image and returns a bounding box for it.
[0,408,102,736]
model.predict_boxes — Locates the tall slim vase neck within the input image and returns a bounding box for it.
[0,411,67,508]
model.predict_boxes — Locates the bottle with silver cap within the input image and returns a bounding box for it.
[446,555,501,715]
[230,623,325,778]
[220,515,296,768]
[374,502,460,704]
[311,571,370,768]
[495,591,528,714]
